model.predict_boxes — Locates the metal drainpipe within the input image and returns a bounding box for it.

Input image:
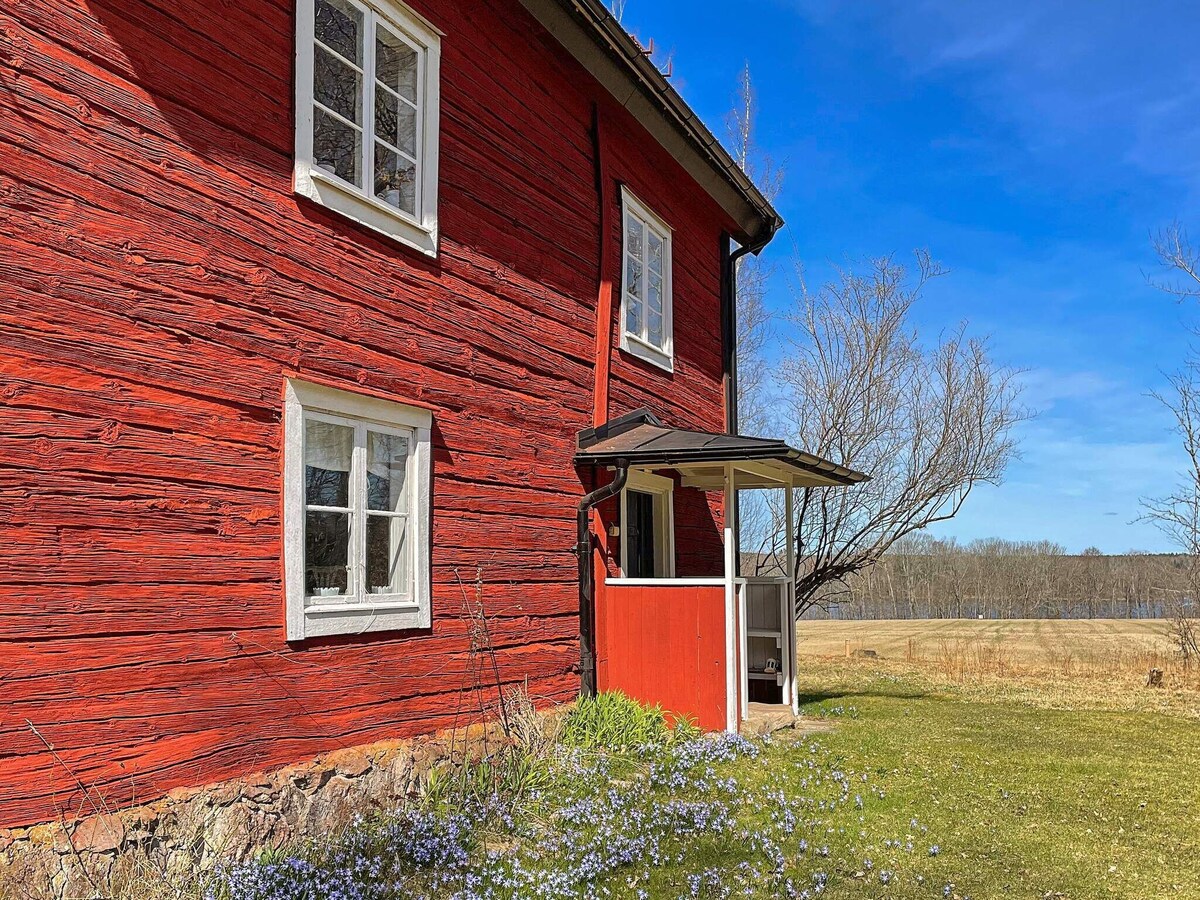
[724,233,773,581]
[576,460,630,697]
[724,232,774,435]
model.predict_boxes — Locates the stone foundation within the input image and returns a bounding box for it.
[0,721,516,900]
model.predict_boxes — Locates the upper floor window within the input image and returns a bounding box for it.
[294,0,441,256]
[283,379,432,640]
[619,187,674,371]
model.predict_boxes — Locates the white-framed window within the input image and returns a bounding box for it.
[619,187,674,371]
[283,378,433,640]
[294,0,441,256]
[619,470,676,579]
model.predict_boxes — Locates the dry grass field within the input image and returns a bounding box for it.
[799,617,1172,663]
[798,617,1200,717]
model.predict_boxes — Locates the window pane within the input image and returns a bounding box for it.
[315,46,363,124]
[305,419,353,507]
[626,216,644,261]
[648,271,663,315]
[305,511,351,597]
[626,291,642,335]
[626,256,642,300]
[648,232,664,275]
[374,143,416,214]
[315,0,363,65]
[366,430,409,512]
[375,88,417,156]
[313,107,362,186]
[625,255,643,336]
[648,311,664,348]
[376,26,418,102]
[366,514,408,595]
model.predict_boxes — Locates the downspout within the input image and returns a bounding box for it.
[722,231,775,435]
[576,461,629,697]
[722,231,774,583]
[577,101,621,698]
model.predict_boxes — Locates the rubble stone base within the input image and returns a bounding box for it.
[0,722,514,900]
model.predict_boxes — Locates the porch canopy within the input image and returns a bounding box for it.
[575,409,869,488]
[575,410,868,732]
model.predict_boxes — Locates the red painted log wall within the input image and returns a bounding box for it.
[596,583,727,732]
[0,0,734,827]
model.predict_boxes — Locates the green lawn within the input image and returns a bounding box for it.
[198,669,1200,900]
[792,664,1200,898]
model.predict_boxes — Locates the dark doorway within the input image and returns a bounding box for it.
[625,489,657,578]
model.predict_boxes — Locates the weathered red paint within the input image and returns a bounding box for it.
[0,0,736,827]
[595,582,728,732]
[590,103,615,430]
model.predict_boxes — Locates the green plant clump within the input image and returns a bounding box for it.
[559,690,699,752]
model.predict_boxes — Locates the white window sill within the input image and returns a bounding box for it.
[304,597,419,615]
[295,164,438,258]
[620,332,674,372]
[299,603,429,639]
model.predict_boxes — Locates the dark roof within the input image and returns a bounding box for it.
[576,410,869,487]
[517,0,782,248]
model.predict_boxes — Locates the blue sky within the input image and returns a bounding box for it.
[618,0,1200,553]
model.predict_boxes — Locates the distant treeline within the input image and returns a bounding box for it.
[809,536,1191,620]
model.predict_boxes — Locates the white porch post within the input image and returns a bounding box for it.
[785,476,799,714]
[723,461,738,733]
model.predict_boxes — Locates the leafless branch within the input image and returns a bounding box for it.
[770,254,1027,614]
[1150,223,1200,302]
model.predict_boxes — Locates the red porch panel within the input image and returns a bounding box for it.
[596,581,727,731]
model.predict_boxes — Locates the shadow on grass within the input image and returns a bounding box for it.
[797,686,932,706]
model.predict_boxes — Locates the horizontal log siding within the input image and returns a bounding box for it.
[0,0,734,826]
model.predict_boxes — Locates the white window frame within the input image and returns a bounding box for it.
[619,187,674,372]
[284,378,433,640]
[619,469,676,579]
[294,0,442,256]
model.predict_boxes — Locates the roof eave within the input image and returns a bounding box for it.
[517,0,783,249]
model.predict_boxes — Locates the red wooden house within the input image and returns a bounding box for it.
[0,0,864,829]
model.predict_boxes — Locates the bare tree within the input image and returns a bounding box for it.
[1141,370,1200,663]
[726,64,782,559]
[1151,224,1200,302]
[1143,225,1200,663]
[774,253,1026,614]
[726,63,781,441]
[834,541,1180,622]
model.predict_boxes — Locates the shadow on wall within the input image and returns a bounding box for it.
[79,0,604,298]
[674,482,723,578]
[77,0,449,274]
[81,0,296,177]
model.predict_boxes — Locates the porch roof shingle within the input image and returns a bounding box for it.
[575,410,869,488]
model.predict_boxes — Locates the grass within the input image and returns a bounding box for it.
[200,653,1200,899]
[30,622,1200,899]
[800,618,1200,718]
[795,661,1200,898]
[797,618,1175,664]
[558,690,700,751]
[202,693,951,900]
[798,618,1182,685]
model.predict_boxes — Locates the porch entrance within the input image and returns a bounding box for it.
[576,409,868,733]
[742,577,792,706]
[624,490,657,577]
